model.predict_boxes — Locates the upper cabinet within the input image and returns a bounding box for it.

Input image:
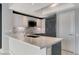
[13,14,28,27]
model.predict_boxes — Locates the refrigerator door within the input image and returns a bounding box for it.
[57,10,75,54]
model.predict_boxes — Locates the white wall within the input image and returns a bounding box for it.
[2,3,13,53]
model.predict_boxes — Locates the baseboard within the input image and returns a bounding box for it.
[0,49,7,53]
[0,49,12,55]
[9,50,13,55]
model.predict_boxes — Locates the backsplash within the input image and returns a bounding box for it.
[13,13,45,34]
[25,27,36,34]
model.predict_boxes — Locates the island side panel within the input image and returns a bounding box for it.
[52,42,61,55]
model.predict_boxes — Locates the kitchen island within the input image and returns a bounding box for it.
[7,32,63,55]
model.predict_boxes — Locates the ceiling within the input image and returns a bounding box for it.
[8,3,79,18]
[9,3,51,12]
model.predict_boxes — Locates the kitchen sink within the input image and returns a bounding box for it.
[27,35,39,38]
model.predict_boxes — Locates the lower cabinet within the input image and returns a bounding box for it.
[9,37,46,55]
[8,37,62,55]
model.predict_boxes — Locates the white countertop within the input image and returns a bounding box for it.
[7,32,63,48]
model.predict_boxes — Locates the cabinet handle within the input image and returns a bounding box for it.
[68,34,73,35]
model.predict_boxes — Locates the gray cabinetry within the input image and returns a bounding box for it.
[45,15,61,55]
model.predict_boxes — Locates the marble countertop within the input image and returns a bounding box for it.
[7,32,63,48]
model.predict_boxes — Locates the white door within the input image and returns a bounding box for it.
[57,10,75,54]
[75,9,79,55]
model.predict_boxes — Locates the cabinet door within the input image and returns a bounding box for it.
[57,10,75,53]
[13,14,28,27]
[45,15,56,37]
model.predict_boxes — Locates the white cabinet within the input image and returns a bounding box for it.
[9,37,46,55]
[13,14,28,27]
[57,10,75,54]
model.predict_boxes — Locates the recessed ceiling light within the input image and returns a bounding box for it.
[32,3,34,5]
[50,3,58,7]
